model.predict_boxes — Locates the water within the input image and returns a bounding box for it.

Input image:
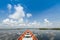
[0,29,60,40]
[36,30,60,40]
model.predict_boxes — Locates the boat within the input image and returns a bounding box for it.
[17,30,38,40]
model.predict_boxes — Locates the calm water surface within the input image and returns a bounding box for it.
[0,29,60,40]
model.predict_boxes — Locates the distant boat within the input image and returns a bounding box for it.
[17,30,38,40]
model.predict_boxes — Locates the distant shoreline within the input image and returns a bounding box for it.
[0,28,60,30]
[39,28,60,30]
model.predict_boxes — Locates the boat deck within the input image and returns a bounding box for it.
[17,30,38,40]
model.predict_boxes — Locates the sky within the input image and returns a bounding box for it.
[0,0,60,28]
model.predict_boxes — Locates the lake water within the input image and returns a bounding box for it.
[0,29,60,40]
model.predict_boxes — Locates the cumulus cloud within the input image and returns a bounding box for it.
[3,19,40,28]
[3,4,25,27]
[3,18,17,26]
[44,18,53,26]
[26,21,40,28]
[9,4,25,19]
[2,4,40,28]
[2,4,54,28]
[3,18,10,24]
[7,4,12,10]
[27,13,32,18]
[31,21,40,28]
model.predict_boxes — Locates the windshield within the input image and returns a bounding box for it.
[24,36,31,38]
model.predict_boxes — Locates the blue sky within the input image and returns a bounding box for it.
[0,0,60,28]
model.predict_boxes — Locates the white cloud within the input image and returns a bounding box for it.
[3,19,40,28]
[31,21,40,28]
[27,13,32,18]
[25,21,40,28]
[2,5,54,28]
[9,4,25,19]
[44,18,53,26]
[7,4,12,10]
[6,4,25,26]
[44,19,49,23]
[3,18,17,26]
[2,4,41,28]
[2,4,54,28]
[3,18,10,24]
[0,3,60,28]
